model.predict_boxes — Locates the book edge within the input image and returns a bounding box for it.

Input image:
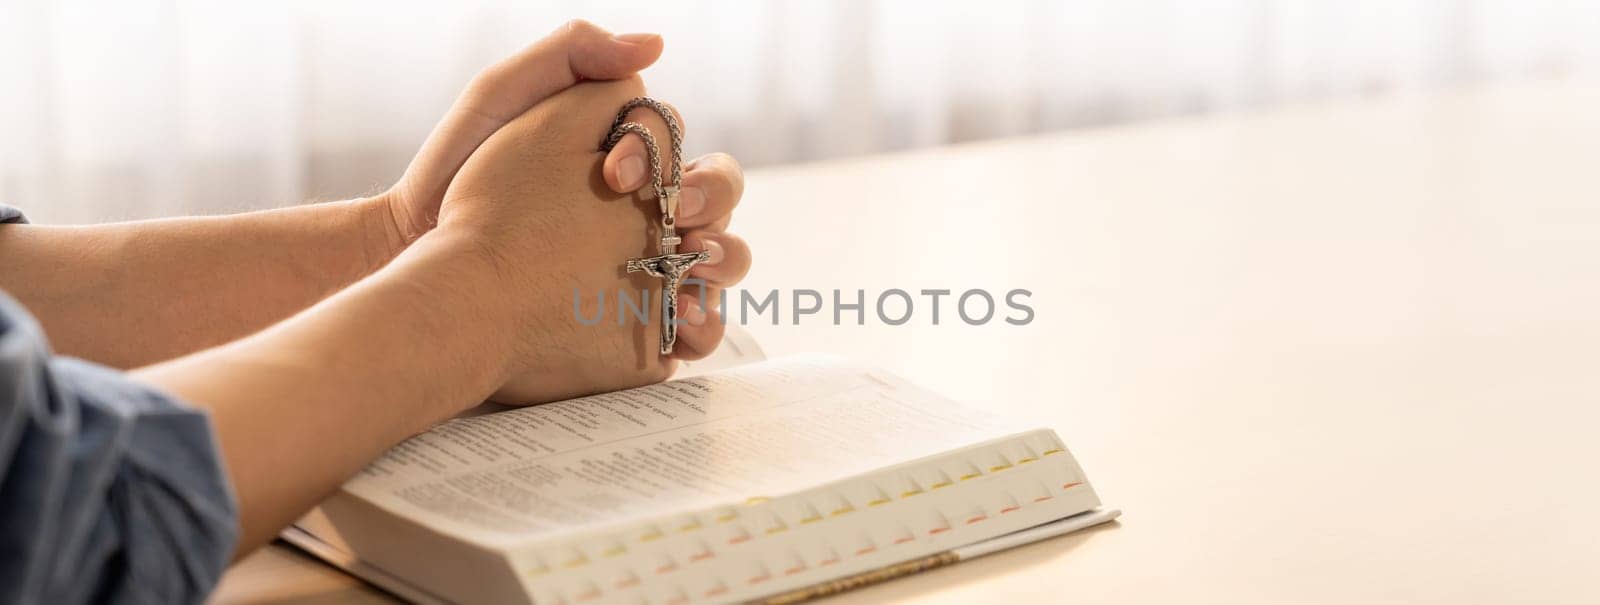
[284,507,1121,604]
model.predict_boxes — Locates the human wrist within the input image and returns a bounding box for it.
[389,224,531,389]
[350,191,414,276]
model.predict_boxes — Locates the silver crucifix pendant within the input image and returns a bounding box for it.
[604,97,704,356]
[627,186,710,355]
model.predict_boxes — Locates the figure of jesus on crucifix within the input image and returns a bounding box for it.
[605,98,715,356]
[625,200,710,355]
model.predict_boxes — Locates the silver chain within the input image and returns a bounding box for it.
[599,97,683,229]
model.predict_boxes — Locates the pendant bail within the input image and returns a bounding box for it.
[661,185,680,223]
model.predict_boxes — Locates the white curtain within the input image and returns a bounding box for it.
[2,0,1597,224]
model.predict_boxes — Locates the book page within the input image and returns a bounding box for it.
[340,355,1026,546]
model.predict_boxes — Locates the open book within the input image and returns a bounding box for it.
[286,333,1117,604]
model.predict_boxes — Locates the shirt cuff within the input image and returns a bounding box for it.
[0,291,238,603]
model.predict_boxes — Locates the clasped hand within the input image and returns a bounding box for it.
[380,20,753,403]
[0,20,751,557]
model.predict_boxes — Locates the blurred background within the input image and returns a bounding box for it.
[2,0,1597,224]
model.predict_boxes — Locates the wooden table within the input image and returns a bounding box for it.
[212,80,1600,603]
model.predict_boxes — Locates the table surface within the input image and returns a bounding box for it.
[211,80,1600,604]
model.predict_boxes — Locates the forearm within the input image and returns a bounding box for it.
[0,196,403,368]
[133,229,517,555]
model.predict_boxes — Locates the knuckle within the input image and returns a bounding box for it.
[468,63,510,95]
[711,151,743,171]
[702,152,743,176]
[698,154,744,196]
[559,18,601,37]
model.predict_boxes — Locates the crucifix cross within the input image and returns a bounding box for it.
[626,187,710,355]
[604,98,707,356]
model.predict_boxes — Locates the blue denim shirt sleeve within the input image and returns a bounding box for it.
[0,205,238,603]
